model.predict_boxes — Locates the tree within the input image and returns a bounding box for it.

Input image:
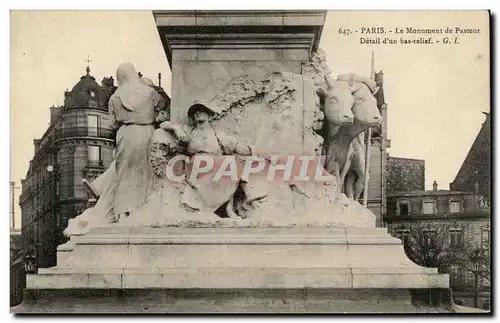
[460,245,490,308]
[398,223,464,272]
[395,223,491,309]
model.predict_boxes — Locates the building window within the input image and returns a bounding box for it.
[481,225,490,250]
[396,200,411,216]
[449,229,464,249]
[450,265,467,287]
[478,196,488,208]
[87,115,100,136]
[459,267,468,285]
[422,200,437,215]
[449,200,462,214]
[422,228,436,247]
[449,266,458,286]
[88,145,102,166]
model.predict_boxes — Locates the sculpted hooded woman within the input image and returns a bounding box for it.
[64,73,176,235]
[108,63,163,220]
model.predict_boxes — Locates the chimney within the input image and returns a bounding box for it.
[50,106,62,124]
[474,169,479,194]
[432,180,438,191]
[33,139,41,155]
[375,70,384,84]
[64,89,71,108]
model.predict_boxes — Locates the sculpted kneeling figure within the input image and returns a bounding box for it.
[180,102,255,215]
[120,101,262,226]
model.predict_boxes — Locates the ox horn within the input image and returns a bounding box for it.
[324,75,331,88]
[324,75,335,90]
[347,74,356,87]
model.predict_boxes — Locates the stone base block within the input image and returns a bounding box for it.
[13,226,463,313]
[14,288,459,313]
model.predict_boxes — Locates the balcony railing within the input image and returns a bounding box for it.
[19,188,33,203]
[385,210,490,220]
[87,160,104,168]
[54,127,114,141]
[37,136,54,156]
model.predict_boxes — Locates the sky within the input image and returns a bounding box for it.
[10,10,490,229]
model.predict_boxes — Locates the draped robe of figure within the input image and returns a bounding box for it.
[64,75,168,235]
[63,161,117,236]
[108,63,163,216]
[118,129,192,226]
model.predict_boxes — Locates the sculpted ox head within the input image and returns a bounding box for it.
[349,82,382,126]
[321,77,355,125]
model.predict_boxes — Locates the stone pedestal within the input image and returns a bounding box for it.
[12,11,478,314]
[153,10,326,124]
[12,225,464,313]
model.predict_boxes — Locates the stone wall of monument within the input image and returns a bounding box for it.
[171,60,303,125]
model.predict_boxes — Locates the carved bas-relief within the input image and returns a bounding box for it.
[303,50,381,201]
[69,70,372,234]
[340,80,382,199]
[203,70,373,226]
[118,69,373,228]
[310,77,381,202]
[63,62,381,235]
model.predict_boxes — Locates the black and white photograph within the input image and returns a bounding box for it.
[8,9,491,314]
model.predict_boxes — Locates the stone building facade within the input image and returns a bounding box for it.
[363,71,390,227]
[450,112,490,202]
[10,229,22,262]
[19,67,117,268]
[10,229,24,306]
[385,184,490,309]
[387,157,425,194]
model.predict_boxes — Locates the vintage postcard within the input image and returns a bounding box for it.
[10,10,491,314]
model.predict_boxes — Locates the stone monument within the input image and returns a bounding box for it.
[14,10,471,313]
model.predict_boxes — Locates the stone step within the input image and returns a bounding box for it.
[13,288,458,313]
[54,226,426,272]
[30,267,447,289]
